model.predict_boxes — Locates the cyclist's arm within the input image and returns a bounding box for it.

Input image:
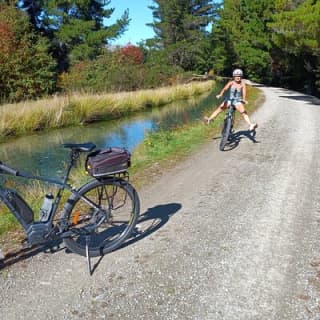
[216,81,233,99]
[242,82,248,104]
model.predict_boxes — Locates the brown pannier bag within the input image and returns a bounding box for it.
[85,147,130,177]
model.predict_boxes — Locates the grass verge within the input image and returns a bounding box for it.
[130,85,263,187]
[0,81,215,143]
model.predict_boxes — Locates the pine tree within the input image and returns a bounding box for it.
[19,0,130,69]
[269,0,320,94]
[147,0,215,71]
[211,0,274,82]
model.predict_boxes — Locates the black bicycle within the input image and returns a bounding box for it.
[0,142,140,272]
[219,100,238,151]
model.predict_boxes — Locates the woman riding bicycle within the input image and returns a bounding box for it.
[204,68,258,131]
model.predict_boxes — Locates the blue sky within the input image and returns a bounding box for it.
[108,0,155,45]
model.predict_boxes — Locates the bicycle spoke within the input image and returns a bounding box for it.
[63,179,139,257]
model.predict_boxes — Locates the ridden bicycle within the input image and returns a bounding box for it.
[219,98,248,151]
[0,142,140,273]
[219,100,236,151]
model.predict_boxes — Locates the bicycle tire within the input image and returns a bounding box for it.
[62,178,140,257]
[219,116,232,151]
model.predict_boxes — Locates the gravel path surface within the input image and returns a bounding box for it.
[1,85,320,320]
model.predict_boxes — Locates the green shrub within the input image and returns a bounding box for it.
[58,48,184,93]
[0,4,57,103]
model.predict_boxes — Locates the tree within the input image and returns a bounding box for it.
[147,0,216,71]
[0,3,56,102]
[211,0,274,82]
[269,0,320,94]
[19,0,130,69]
[119,44,144,64]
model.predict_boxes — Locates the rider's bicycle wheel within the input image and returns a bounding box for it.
[62,178,140,257]
[219,117,232,151]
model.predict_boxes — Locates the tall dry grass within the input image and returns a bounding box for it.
[0,81,215,142]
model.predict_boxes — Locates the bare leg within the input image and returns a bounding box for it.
[204,102,227,124]
[236,103,257,130]
[241,112,251,126]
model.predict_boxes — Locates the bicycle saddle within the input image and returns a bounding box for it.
[62,142,96,152]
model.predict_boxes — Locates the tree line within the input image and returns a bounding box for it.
[0,0,319,103]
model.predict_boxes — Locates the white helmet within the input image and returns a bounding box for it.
[232,68,243,77]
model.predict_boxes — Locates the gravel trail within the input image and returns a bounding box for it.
[1,85,320,320]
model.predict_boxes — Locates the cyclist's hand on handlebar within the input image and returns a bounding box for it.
[241,99,248,105]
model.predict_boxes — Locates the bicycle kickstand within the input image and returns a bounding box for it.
[0,248,4,261]
[85,235,93,275]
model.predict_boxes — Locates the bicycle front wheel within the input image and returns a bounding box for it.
[219,116,232,151]
[62,178,140,257]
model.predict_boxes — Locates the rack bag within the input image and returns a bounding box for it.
[85,147,130,177]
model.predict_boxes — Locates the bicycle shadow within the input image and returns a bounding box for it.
[0,203,182,273]
[127,202,182,244]
[78,202,182,274]
[0,239,64,270]
[219,129,259,151]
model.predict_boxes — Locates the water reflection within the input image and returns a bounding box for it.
[0,86,220,176]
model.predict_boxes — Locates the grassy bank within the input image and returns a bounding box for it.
[131,85,263,187]
[0,81,215,142]
[0,85,263,249]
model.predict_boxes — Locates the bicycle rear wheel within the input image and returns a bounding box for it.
[62,178,140,257]
[219,116,232,151]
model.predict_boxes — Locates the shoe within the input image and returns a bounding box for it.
[249,123,258,131]
[203,116,211,125]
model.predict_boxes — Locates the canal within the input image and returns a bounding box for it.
[0,86,221,177]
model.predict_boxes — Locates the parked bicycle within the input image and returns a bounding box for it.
[0,142,140,273]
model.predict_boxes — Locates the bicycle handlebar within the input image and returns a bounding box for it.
[0,162,19,176]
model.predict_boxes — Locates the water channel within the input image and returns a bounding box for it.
[0,85,221,177]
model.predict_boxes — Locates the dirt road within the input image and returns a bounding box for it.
[1,85,320,320]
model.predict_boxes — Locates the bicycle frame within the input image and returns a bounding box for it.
[225,103,236,125]
[0,144,104,246]
[219,99,238,151]
[224,97,248,136]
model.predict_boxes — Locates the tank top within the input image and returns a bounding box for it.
[229,83,243,102]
